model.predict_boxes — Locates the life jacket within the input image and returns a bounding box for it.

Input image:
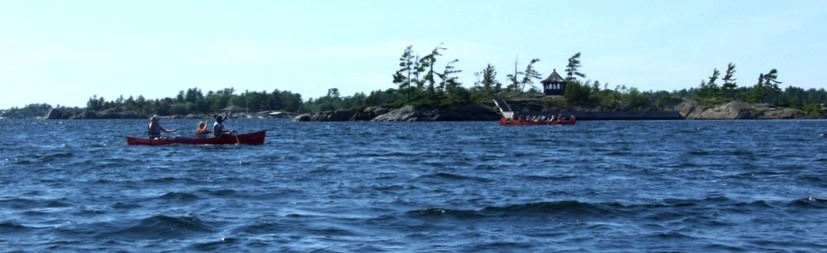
[213,122,225,137]
[148,122,161,137]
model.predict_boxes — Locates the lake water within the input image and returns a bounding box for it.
[1,119,827,252]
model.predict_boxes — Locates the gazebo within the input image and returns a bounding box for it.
[541,69,567,96]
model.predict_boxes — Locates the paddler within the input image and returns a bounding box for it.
[147,115,176,139]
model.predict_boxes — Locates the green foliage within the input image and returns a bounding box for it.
[520,59,542,92]
[10,51,827,120]
[392,45,417,104]
[803,103,824,118]
[383,44,473,108]
[700,68,721,98]
[300,89,369,113]
[502,58,543,96]
[623,87,650,110]
[1,103,54,118]
[563,80,593,106]
[364,89,397,107]
[721,63,737,99]
[750,69,782,104]
[565,52,585,80]
[68,87,305,118]
[471,64,501,102]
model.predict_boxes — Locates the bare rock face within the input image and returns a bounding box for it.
[370,104,500,122]
[293,109,357,121]
[680,100,804,119]
[371,105,427,122]
[351,106,390,121]
[752,103,805,119]
[292,113,311,122]
[694,101,754,119]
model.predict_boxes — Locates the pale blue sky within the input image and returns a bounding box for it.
[1,0,825,109]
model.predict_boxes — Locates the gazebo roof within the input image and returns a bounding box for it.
[541,69,566,84]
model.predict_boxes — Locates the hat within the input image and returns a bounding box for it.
[151,115,159,121]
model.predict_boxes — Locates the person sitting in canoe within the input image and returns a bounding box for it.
[148,115,176,139]
[213,114,234,137]
[195,121,212,138]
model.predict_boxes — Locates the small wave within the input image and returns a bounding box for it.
[518,174,577,181]
[419,172,493,183]
[410,196,781,222]
[21,210,49,216]
[200,189,238,197]
[37,152,74,162]
[797,174,827,187]
[159,192,200,202]
[10,157,33,164]
[733,170,785,179]
[231,222,283,235]
[687,149,711,156]
[789,196,827,209]
[188,237,239,252]
[0,197,71,209]
[408,201,627,220]
[111,202,142,210]
[470,241,533,252]
[408,208,485,219]
[649,230,694,240]
[144,176,180,183]
[105,215,215,239]
[305,225,362,237]
[480,201,625,217]
[0,221,29,232]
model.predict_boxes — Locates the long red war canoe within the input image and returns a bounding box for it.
[126,130,267,146]
[499,115,576,126]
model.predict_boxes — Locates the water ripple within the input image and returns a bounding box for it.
[1,119,827,251]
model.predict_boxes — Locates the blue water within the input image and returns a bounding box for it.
[1,119,827,252]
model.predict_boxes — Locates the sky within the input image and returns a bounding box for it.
[1,0,826,109]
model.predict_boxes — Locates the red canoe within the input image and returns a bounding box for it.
[126,130,266,146]
[499,115,576,126]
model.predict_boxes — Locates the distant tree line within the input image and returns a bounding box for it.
[0,103,56,119]
[674,63,827,117]
[3,47,825,119]
[80,87,304,117]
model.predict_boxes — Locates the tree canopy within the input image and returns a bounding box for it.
[2,47,825,119]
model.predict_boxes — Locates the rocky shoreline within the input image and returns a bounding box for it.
[678,100,805,119]
[41,99,807,121]
[292,99,807,122]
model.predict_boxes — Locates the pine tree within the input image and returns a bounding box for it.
[520,58,543,92]
[565,52,586,80]
[392,46,416,103]
[721,63,737,99]
[704,68,721,98]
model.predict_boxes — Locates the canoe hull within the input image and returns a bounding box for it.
[126,130,266,146]
[499,116,576,126]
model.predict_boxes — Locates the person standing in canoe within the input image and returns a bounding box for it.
[213,113,234,137]
[148,115,176,139]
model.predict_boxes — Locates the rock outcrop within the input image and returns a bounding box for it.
[293,104,500,122]
[371,105,428,122]
[679,100,804,119]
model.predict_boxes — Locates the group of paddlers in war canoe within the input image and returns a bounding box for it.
[503,113,574,124]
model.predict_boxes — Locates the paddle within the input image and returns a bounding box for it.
[223,112,240,144]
